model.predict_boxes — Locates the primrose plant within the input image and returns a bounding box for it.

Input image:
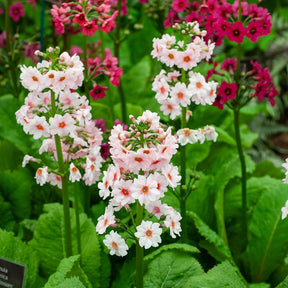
[15,47,104,257]
[96,110,181,286]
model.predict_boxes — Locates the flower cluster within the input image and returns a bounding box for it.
[51,0,118,36]
[96,110,182,256]
[207,58,278,109]
[151,22,218,120]
[16,47,104,187]
[165,0,272,46]
[176,125,218,146]
[88,47,123,100]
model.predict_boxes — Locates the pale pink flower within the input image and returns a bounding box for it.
[69,163,81,182]
[162,164,181,188]
[22,155,37,167]
[49,113,76,137]
[98,170,112,199]
[111,179,135,207]
[160,48,178,67]
[132,175,161,205]
[164,209,182,238]
[35,167,48,186]
[176,128,198,145]
[135,220,162,249]
[59,91,82,109]
[159,99,181,120]
[170,82,191,107]
[175,50,198,71]
[20,66,44,92]
[96,205,116,234]
[136,110,160,131]
[153,78,170,102]
[83,158,101,186]
[48,173,62,189]
[203,125,218,142]
[27,116,50,139]
[145,200,169,219]
[103,231,128,257]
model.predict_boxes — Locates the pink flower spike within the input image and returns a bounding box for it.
[9,3,25,22]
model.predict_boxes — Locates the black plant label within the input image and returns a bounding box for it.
[0,258,25,288]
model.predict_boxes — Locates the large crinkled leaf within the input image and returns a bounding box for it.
[187,211,233,263]
[111,260,135,288]
[198,143,255,243]
[186,261,247,288]
[143,250,203,288]
[0,95,32,154]
[29,203,102,287]
[44,255,92,288]
[0,168,33,220]
[244,180,288,282]
[0,229,39,288]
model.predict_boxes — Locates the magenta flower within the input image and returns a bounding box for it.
[89,84,108,100]
[73,12,87,26]
[9,3,25,22]
[172,0,188,12]
[220,58,237,73]
[226,21,246,44]
[246,21,262,43]
[83,21,98,36]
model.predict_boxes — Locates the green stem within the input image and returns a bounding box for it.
[51,90,73,257]
[179,68,187,242]
[82,35,89,96]
[135,201,144,288]
[233,108,248,248]
[114,0,127,123]
[74,183,82,256]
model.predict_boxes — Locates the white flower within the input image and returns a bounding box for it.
[22,155,37,167]
[135,220,162,249]
[35,167,48,186]
[69,163,81,182]
[176,128,198,146]
[203,125,218,142]
[103,231,128,257]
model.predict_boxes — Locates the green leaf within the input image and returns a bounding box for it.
[111,260,135,288]
[0,140,23,171]
[215,127,236,145]
[114,102,143,121]
[244,180,288,282]
[90,102,114,129]
[248,284,271,288]
[198,143,255,243]
[49,277,86,288]
[187,211,234,263]
[44,255,92,288]
[0,95,32,154]
[0,229,39,288]
[276,275,288,288]
[252,161,284,179]
[0,168,33,220]
[0,195,16,231]
[143,250,203,288]
[186,261,247,288]
[122,55,151,104]
[29,203,102,287]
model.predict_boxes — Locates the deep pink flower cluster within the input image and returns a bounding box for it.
[51,0,118,36]
[207,58,278,109]
[88,48,123,100]
[16,48,104,187]
[9,2,25,22]
[96,110,182,255]
[165,0,272,46]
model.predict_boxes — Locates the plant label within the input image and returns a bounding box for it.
[0,258,25,288]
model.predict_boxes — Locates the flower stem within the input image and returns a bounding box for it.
[135,201,144,288]
[233,108,248,248]
[74,182,82,256]
[179,68,187,242]
[51,90,73,257]
[114,0,127,123]
[82,35,89,96]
